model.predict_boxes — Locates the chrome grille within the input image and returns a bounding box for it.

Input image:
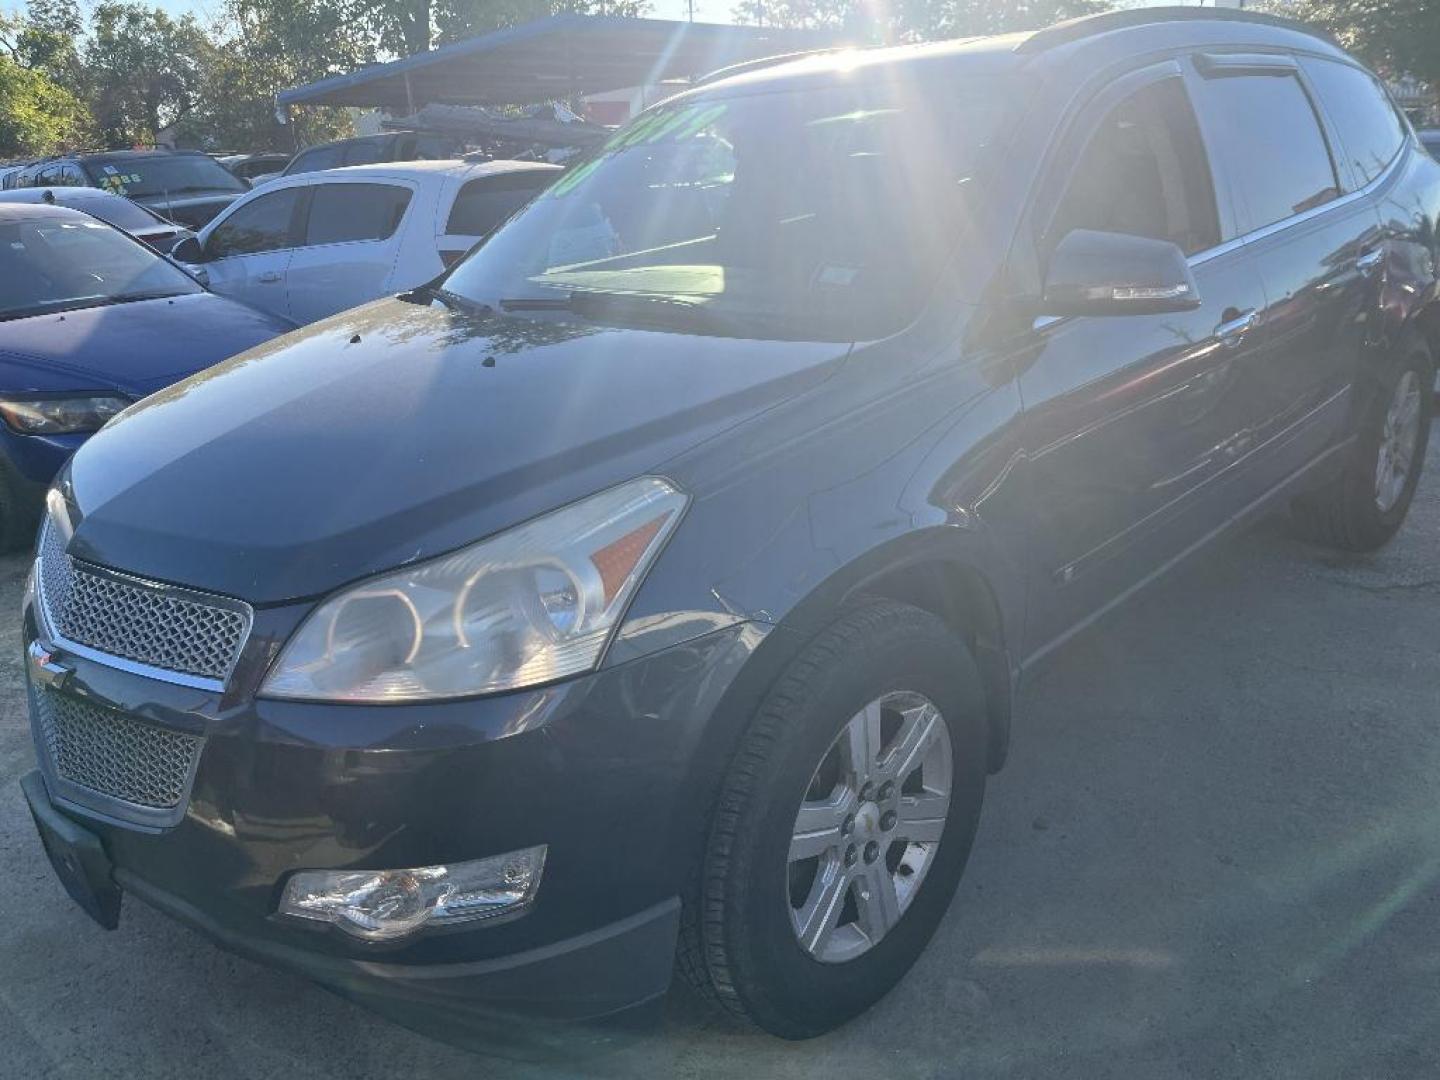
[34,688,200,810]
[37,519,251,685]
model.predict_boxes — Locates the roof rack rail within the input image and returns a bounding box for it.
[694,47,850,87]
[1015,6,1340,55]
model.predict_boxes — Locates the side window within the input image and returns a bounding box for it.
[290,146,340,175]
[58,164,86,187]
[1191,72,1339,233]
[342,140,386,167]
[302,183,412,246]
[33,165,62,187]
[206,188,303,258]
[445,173,554,236]
[1049,77,1220,256]
[1302,59,1407,187]
[414,135,454,160]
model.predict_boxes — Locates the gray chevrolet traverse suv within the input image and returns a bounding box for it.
[21,8,1437,1041]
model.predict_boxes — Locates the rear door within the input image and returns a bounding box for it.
[436,170,557,268]
[197,186,305,317]
[1186,54,1387,481]
[284,180,415,323]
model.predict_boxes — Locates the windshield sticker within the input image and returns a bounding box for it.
[102,165,118,174]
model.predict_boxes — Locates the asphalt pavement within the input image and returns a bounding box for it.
[3,436,1438,1079]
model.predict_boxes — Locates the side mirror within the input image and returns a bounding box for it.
[1040,229,1201,317]
[170,235,204,264]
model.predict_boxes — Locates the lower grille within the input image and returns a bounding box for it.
[34,688,201,811]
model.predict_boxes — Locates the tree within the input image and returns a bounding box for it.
[85,3,214,144]
[1270,0,1440,89]
[0,52,89,155]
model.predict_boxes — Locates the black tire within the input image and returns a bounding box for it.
[680,600,988,1038]
[1291,338,1434,551]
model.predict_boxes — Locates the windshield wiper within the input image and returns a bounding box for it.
[422,286,494,317]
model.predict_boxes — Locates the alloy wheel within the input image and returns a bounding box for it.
[1375,369,1423,513]
[787,690,952,964]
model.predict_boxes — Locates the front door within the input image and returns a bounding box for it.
[199,186,304,318]
[284,181,414,324]
[1010,62,1271,656]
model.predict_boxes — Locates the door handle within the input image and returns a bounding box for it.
[1214,308,1256,348]
[256,271,282,284]
[1355,248,1384,276]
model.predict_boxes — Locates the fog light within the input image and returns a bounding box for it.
[278,846,546,942]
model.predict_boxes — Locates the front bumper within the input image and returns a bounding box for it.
[22,598,772,1027]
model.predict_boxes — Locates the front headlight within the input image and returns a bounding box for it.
[261,476,687,702]
[0,395,128,435]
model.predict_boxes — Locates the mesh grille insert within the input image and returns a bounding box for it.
[37,520,250,684]
[35,688,201,810]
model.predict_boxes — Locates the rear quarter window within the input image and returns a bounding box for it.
[1302,59,1408,187]
[303,183,412,246]
[445,172,555,237]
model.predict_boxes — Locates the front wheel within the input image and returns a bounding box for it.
[1291,340,1433,551]
[681,600,988,1038]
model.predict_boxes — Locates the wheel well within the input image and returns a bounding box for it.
[849,559,1014,774]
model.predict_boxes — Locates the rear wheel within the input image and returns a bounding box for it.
[681,600,987,1038]
[1291,340,1433,551]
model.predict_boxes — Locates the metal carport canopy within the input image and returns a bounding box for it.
[276,15,842,110]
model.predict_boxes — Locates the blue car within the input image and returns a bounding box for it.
[0,202,289,545]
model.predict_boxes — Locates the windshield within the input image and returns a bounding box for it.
[0,216,202,320]
[444,80,1007,341]
[85,155,247,199]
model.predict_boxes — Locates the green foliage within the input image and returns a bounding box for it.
[1269,0,1440,85]
[0,51,90,156]
[85,3,214,144]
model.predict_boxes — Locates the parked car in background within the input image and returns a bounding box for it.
[173,159,559,323]
[19,7,1439,1045]
[0,164,26,189]
[0,186,195,252]
[279,131,461,179]
[10,150,249,229]
[219,152,292,184]
[1419,129,1440,161]
[0,203,289,545]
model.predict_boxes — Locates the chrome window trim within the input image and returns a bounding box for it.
[1188,132,1406,268]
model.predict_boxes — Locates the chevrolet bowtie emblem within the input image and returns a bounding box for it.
[27,641,72,690]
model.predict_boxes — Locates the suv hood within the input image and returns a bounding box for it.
[63,297,850,604]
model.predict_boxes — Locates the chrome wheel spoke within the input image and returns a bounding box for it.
[896,792,948,844]
[793,861,848,955]
[884,702,941,783]
[854,861,901,943]
[842,700,883,784]
[789,791,855,862]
